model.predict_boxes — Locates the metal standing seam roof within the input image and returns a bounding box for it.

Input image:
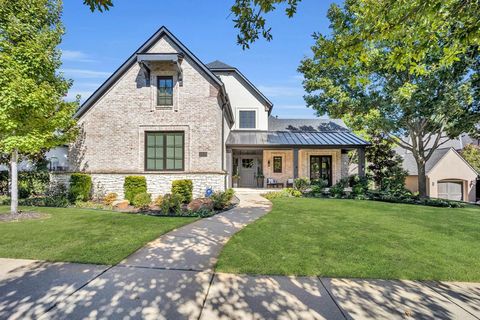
[226,130,369,147]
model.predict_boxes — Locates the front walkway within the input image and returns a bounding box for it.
[0,191,479,319]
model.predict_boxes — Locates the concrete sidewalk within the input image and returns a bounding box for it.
[1,192,479,319]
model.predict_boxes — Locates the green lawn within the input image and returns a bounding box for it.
[216,198,480,281]
[0,206,195,265]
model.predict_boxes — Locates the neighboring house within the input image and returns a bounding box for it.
[0,147,69,172]
[396,146,478,202]
[51,26,369,199]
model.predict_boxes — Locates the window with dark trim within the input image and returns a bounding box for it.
[145,132,184,171]
[273,156,282,173]
[157,76,173,106]
[239,110,256,128]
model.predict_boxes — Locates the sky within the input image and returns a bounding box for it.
[61,0,339,118]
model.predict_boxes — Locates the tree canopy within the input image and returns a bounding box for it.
[298,0,479,197]
[0,0,78,213]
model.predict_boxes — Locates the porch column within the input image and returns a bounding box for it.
[357,147,366,177]
[293,148,299,179]
[226,149,233,188]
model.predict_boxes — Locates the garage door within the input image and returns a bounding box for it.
[438,181,463,201]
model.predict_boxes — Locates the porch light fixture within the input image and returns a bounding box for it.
[267,160,271,167]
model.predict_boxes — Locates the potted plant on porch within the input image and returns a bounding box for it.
[232,174,240,188]
[256,173,265,188]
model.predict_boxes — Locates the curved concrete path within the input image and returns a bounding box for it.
[40,192,274,320]
[1,191,480,319]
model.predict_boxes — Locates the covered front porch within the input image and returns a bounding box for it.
[227,147,366,188]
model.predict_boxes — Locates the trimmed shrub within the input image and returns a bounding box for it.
[68,173,92,203]
[132,192,152,210]
[124,176,147,203]
[160,193,183,215]
[211,188,235,210]
[103,192,118,206]
[171,179,193,203]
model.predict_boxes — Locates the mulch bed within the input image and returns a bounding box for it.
[0,211,48,222]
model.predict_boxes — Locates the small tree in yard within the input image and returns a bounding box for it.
[365,133,407,192]
[0,0,77,215]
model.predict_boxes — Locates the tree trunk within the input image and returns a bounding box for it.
[10,149,18,215]
[417,161,428,199]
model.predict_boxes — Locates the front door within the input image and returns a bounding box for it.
[239,157,258,187]
[310,155,332,186]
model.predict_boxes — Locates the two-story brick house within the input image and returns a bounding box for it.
[53,26,368,199]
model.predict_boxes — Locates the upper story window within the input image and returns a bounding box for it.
[239,110,256,129]
[157,76,173,106]
[145,131,184,171]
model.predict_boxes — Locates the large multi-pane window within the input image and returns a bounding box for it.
[239,110,256,129]
[145,132,184,171]
[157,76,173,106]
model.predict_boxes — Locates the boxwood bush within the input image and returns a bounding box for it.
[124,176,147,203]
[132,192,151,210]
[68,173,92,203]
[171,179,193,203]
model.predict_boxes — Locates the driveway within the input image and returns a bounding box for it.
[1,191,479,319]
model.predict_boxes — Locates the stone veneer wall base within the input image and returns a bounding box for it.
[50,173,226,200]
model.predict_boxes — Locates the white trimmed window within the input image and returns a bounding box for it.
[239,110,256,129]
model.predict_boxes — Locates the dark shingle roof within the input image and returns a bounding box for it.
[398,148,450,175]
[206,60,235,69]
[226,130,369,147]
[268,117,348,132]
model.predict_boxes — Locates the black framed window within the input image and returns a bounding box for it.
[310,155,332,186]
[157,76,173,106]
[273,156,282,173]
[239,110,256,128]
[145,132,184,171]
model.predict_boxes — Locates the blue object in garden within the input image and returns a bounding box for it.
[205,187,213,198]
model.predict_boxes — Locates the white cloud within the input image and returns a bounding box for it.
[61,68,111,78]
[257,85,305,97]
[62,50,96,62]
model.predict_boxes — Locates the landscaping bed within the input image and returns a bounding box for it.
[216,197,480,281]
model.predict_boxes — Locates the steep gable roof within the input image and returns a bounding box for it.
[207,60,274,113]
[75,26,234,124]
[398,147,478,175]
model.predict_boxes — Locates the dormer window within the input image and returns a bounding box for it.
[239,110,256,129]
[157,76,173,106]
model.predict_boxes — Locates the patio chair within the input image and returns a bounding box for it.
[286,179,294,188]
[266,178,284,188]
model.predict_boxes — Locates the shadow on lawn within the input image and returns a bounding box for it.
[1,193,475,319]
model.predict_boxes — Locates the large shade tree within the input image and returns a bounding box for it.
[298,1,479,197]
[0,0,77,214]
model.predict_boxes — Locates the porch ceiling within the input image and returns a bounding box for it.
[226,130,370,148]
